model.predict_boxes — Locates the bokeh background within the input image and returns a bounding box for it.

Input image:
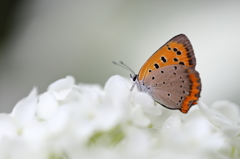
[1,0,240,113]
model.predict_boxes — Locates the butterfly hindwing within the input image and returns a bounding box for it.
[143,64,201,113]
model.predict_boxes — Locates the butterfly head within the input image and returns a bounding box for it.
[130,73,138,82]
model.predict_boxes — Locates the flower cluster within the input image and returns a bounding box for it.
[0,75,239,159]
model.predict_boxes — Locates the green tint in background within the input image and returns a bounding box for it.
[1,0,240,112]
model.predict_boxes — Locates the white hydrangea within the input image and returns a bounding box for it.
[0,75,239,159]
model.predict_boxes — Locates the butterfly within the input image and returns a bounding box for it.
[113,34,201,113]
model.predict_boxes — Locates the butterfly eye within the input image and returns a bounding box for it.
[132,75,138,81]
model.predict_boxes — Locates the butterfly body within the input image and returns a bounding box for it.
[114,34,201,113]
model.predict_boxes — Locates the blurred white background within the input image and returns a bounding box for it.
[1,0,240,113]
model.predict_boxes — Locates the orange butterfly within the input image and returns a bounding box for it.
[114,34,201,113]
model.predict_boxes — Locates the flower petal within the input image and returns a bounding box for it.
[104,75,130,103]
[198,100,213,120]
[48,76,75,100]
[211,100,240,124]
[221,126,240,138]
[36,92,59,120]
[130,105,150,127]
[0,114,17,141]
[133,92,162,116]
[161,113,182,133]
[11,88,38,127]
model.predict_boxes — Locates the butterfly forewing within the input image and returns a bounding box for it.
[138,34,196,81]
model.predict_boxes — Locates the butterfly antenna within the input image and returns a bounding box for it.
[112,61,136,75]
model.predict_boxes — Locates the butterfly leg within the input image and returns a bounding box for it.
[130,82,136,91]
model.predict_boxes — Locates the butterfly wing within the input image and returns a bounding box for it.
[143,64,201,113]
[138,34,196,81]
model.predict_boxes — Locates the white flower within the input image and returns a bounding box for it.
[199,100,240,155]
[0,75,239,159]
